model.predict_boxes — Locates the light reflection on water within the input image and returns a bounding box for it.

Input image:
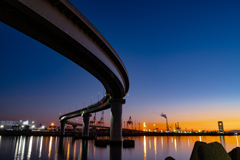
[39,136,43,158]
[236,135,239,147]
[27,136,33,160]
[143,136,147,160]
[154,136,157,159]
[0,135,240,160]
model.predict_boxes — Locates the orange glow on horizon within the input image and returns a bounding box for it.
[143,122,146,131]
[142,119,240,132]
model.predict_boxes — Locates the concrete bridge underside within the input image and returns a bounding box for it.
[0,0,129,143]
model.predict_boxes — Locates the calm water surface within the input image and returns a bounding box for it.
[0,135,239,160]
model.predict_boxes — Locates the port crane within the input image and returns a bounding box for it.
[90,112,96,125]
[127,116,133,129]
[97,111,104,126]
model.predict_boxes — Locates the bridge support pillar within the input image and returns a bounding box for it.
[60,121,66,135]
[109,99,125,144]
[82,113,91,137]
[72,125,77,132]
[92,126,96,133]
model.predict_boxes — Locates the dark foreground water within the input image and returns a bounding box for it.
[0,135,239,160]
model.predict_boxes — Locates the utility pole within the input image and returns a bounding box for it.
[135,121,136,130]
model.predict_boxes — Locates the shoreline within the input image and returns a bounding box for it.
[0,130,235,137]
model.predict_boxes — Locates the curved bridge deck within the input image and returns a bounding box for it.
[0,0,129,142]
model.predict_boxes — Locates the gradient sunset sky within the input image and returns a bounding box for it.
[0,0,240,131]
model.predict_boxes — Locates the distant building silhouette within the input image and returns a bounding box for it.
[218,121,224,133]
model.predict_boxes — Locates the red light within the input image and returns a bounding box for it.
[101,102,103,104]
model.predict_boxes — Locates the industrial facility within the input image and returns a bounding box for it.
[0,120,44,131]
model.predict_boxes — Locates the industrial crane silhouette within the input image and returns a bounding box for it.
[90,112,96,125]
[127,116,133,129]
[97,111,104,126]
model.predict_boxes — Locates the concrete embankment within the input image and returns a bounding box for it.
[166,141,240,160]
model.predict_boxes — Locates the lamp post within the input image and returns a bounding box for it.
[135,121,136,130]
[138,123,140,131]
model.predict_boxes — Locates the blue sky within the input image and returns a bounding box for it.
[0,0,240,130]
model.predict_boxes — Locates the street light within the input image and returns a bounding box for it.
[51,123,54,126]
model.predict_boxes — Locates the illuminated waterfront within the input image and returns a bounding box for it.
[0,135,239,160]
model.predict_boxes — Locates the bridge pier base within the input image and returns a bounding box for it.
[60,121,66,135]
[72,125,77,132]
[92,126,96,133]
[110,99,125,145]
[82,113,91,137]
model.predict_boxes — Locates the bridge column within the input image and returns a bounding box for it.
[72,125,77,132]
[82,113,91,137]
[92,126,96,133]
[109,99,125,144]
[60,121,66,135]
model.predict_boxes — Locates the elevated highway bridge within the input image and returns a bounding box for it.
[0,0,129,143]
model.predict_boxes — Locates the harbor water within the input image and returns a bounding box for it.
[0,135,239,160]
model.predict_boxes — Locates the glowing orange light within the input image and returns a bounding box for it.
[51,123,54,126]
[143,122,146,131]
